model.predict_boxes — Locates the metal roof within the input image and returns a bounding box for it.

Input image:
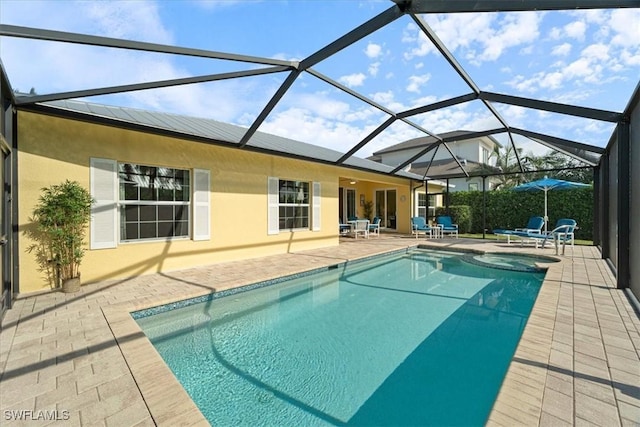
[38,98,426,181]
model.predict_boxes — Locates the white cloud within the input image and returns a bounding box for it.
[475,12,541,62]
[404,14,494,59]
[538,71,565,90]
[259,104,390,157]
[371,91,406,112]
[582,43,610,62]
[551,43,572,56]
[564,20,586,41]
[404,12,541,64]
[190,0,249,10]
[368,62,380,77]
[339,73,367,87]
[406,74,431,93]
[549,27,562,40]
[364,42,382,58]
[609,9,640,47]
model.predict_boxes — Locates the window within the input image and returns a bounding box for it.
[268,177,320,234]
[417,193,436,221]
[119,164,190,241]
[90,158,209,249]
[469,182,479,191]
[482,147,490,165]
[278,180,309,230]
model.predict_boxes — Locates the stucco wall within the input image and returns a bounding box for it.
[18,111,413,293]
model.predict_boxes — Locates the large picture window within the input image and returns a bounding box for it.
[278,180,309,230]
[118,163,190,241]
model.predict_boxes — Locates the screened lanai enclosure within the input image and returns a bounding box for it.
[0,0,639,317]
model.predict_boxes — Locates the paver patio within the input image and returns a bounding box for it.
[1,235,638,426]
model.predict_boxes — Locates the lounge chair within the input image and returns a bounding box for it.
[368,216,381,237]
[436,215,458,238]
[411,217,433,238]
[493,216,544,244]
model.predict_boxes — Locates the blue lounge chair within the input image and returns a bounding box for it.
[368,216,381,237]
[436,215,458,238]
[411,217,433,238]
[494,216,544,244]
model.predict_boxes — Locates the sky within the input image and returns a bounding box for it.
[1,0,639,160]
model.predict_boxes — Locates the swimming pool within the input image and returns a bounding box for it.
[134,249,545,426]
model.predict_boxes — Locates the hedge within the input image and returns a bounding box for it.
[435,205,472,233]
[445,187,593,240]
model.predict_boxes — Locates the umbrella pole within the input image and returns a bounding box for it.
[544,188,548,233]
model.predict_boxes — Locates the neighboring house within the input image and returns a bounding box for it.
[369,130,502,192]
[16,99,446,294]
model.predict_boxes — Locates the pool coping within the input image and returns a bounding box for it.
[103,245,566,426]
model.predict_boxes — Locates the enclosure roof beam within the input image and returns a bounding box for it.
[398,93,477,118]
[14,67,291,105]
[400,0,640,13]
[479,91,623,122]
[511,127,606,154]
[299,4,407,70]
[238,70,301,147]
[0,24,293,67]
[337,117,397,164]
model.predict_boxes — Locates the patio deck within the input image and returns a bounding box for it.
[1,235,638,426]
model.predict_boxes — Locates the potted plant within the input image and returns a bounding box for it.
[363,200,374,222]
[31,180,93,293]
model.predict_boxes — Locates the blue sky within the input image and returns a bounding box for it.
[1,1,639,159]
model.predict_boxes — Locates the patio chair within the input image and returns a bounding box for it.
[436,215,458,238]
[554,218,577,247]
[493,216,544,244]
[352,219,369,239]
[523,219,577,255]
[339,218,351,236]
[411,217,433,238]
[368,216,382,238]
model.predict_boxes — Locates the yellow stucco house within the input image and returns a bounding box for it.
[18,100,446,294]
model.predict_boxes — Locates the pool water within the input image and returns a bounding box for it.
[135,249,544,426]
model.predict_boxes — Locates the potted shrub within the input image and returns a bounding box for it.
[31,180,93,293]
[363,200,374,222]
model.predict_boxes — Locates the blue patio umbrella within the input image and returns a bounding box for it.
[513,176,590,232]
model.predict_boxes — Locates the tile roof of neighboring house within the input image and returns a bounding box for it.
[407,159,500,179]
[36,99,430,181]
[370,130,501,156]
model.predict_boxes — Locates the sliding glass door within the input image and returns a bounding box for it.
[375,189,397,229]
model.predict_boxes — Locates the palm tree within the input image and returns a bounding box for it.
[471,144,527,190]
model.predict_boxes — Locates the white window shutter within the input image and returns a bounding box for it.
[193,169,210,241]
[312,181,321,231]
[267,177,279,235]
[90,158,118,249]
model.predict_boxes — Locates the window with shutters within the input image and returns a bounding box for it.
[278,180,309,230]
[118,163,190,241]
